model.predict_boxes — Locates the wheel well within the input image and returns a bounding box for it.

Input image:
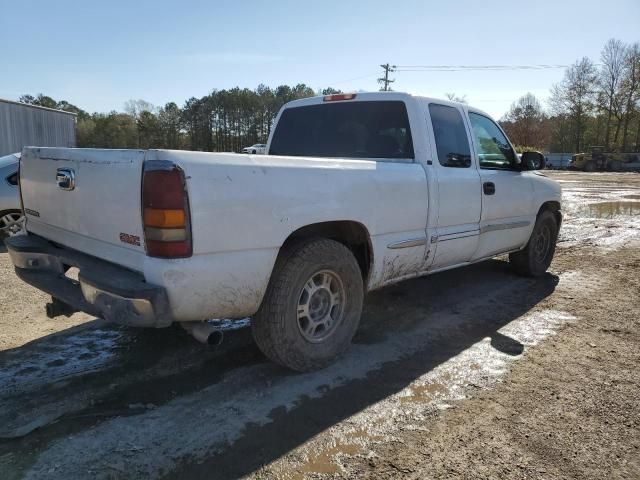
[538,201,562,228]
[280,221,373,281]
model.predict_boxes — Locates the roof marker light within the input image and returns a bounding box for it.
[323,93,357,102]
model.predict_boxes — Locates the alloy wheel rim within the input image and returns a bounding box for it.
[297,269,345,343]
[0,213,23,236]
[533,224,551,264]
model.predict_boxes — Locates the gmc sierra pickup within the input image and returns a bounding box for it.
[7,92,561,371]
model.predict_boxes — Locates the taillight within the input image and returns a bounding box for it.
[142,162,192,258]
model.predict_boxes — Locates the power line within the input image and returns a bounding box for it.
[394,64,569,72]
[378,63,396,91]
[330,63,576,92]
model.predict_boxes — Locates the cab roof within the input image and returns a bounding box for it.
[281,91,493,119]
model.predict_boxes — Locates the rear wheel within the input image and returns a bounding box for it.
[252,238,363,371]
[509,210,558,277]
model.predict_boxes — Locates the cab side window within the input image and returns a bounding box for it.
[428,104,471,168]
[468,113,516,170]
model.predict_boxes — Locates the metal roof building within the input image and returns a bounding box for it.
[0,99,76,156]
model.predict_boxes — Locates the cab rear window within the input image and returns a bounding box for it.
[269,101,414,160]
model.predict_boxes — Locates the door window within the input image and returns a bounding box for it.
[428,104,472,168]
[468,113,516,170]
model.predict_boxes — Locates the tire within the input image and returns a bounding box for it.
[251,149,256,154]
[509,210,558,277]
[584,161,596,172]
[0,210,24,240]
[252,238,364,372]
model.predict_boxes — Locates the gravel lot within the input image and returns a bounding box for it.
[0,171,638,479]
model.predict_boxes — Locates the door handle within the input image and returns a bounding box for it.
[483,182,495,195]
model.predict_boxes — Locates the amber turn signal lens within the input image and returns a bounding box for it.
[143,208,185,228]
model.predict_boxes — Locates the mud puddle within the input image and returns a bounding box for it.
[556,173,640,249]
[579,201,640,218]
[291,442,363,479]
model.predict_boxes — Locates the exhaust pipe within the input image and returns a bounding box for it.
[182,322,224,346]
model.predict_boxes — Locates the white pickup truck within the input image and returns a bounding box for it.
[7,92,561,371]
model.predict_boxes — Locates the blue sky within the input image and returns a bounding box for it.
[1,0,639,118]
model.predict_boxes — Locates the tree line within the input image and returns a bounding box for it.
[19,85,342,152]
[501,38,640,153]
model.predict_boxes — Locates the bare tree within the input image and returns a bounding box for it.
[599,39,627,148]
[621,43,640,151]
[550,57,598,152]
[501,93,548,148]
[124,99,156,120]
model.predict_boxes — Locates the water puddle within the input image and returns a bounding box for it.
[286,427,382,479]
[580,201,640,218]
[290,442,362,479]
[400,380,448,404]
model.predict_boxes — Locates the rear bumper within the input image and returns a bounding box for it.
[6,234,171,327]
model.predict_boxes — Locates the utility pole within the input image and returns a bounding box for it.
[378,63,396,91]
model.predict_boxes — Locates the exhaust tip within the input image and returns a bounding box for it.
[182,321,225,347]
[207,330,224,346]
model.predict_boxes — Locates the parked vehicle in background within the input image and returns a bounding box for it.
[544,153,574,170]
[569,147,640,172]
[0,152,23,239]
[7,92,561,372]
[242,143,266,154]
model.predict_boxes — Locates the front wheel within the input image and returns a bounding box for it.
[0,210,24,239]
[252,239,364,372]
[509,210,558,277]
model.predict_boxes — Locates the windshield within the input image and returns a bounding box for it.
[269,101,414,159]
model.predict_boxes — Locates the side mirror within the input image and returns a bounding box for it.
[521,151,546,171]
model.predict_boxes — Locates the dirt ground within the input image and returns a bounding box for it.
[0,171,638,479]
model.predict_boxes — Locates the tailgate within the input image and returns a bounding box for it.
[20,147,147,271]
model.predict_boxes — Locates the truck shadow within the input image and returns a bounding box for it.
[0,259,558,479]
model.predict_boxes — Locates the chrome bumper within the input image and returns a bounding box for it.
[6,234,171,328]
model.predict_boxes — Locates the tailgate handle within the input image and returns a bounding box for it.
[56,168,76,191]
